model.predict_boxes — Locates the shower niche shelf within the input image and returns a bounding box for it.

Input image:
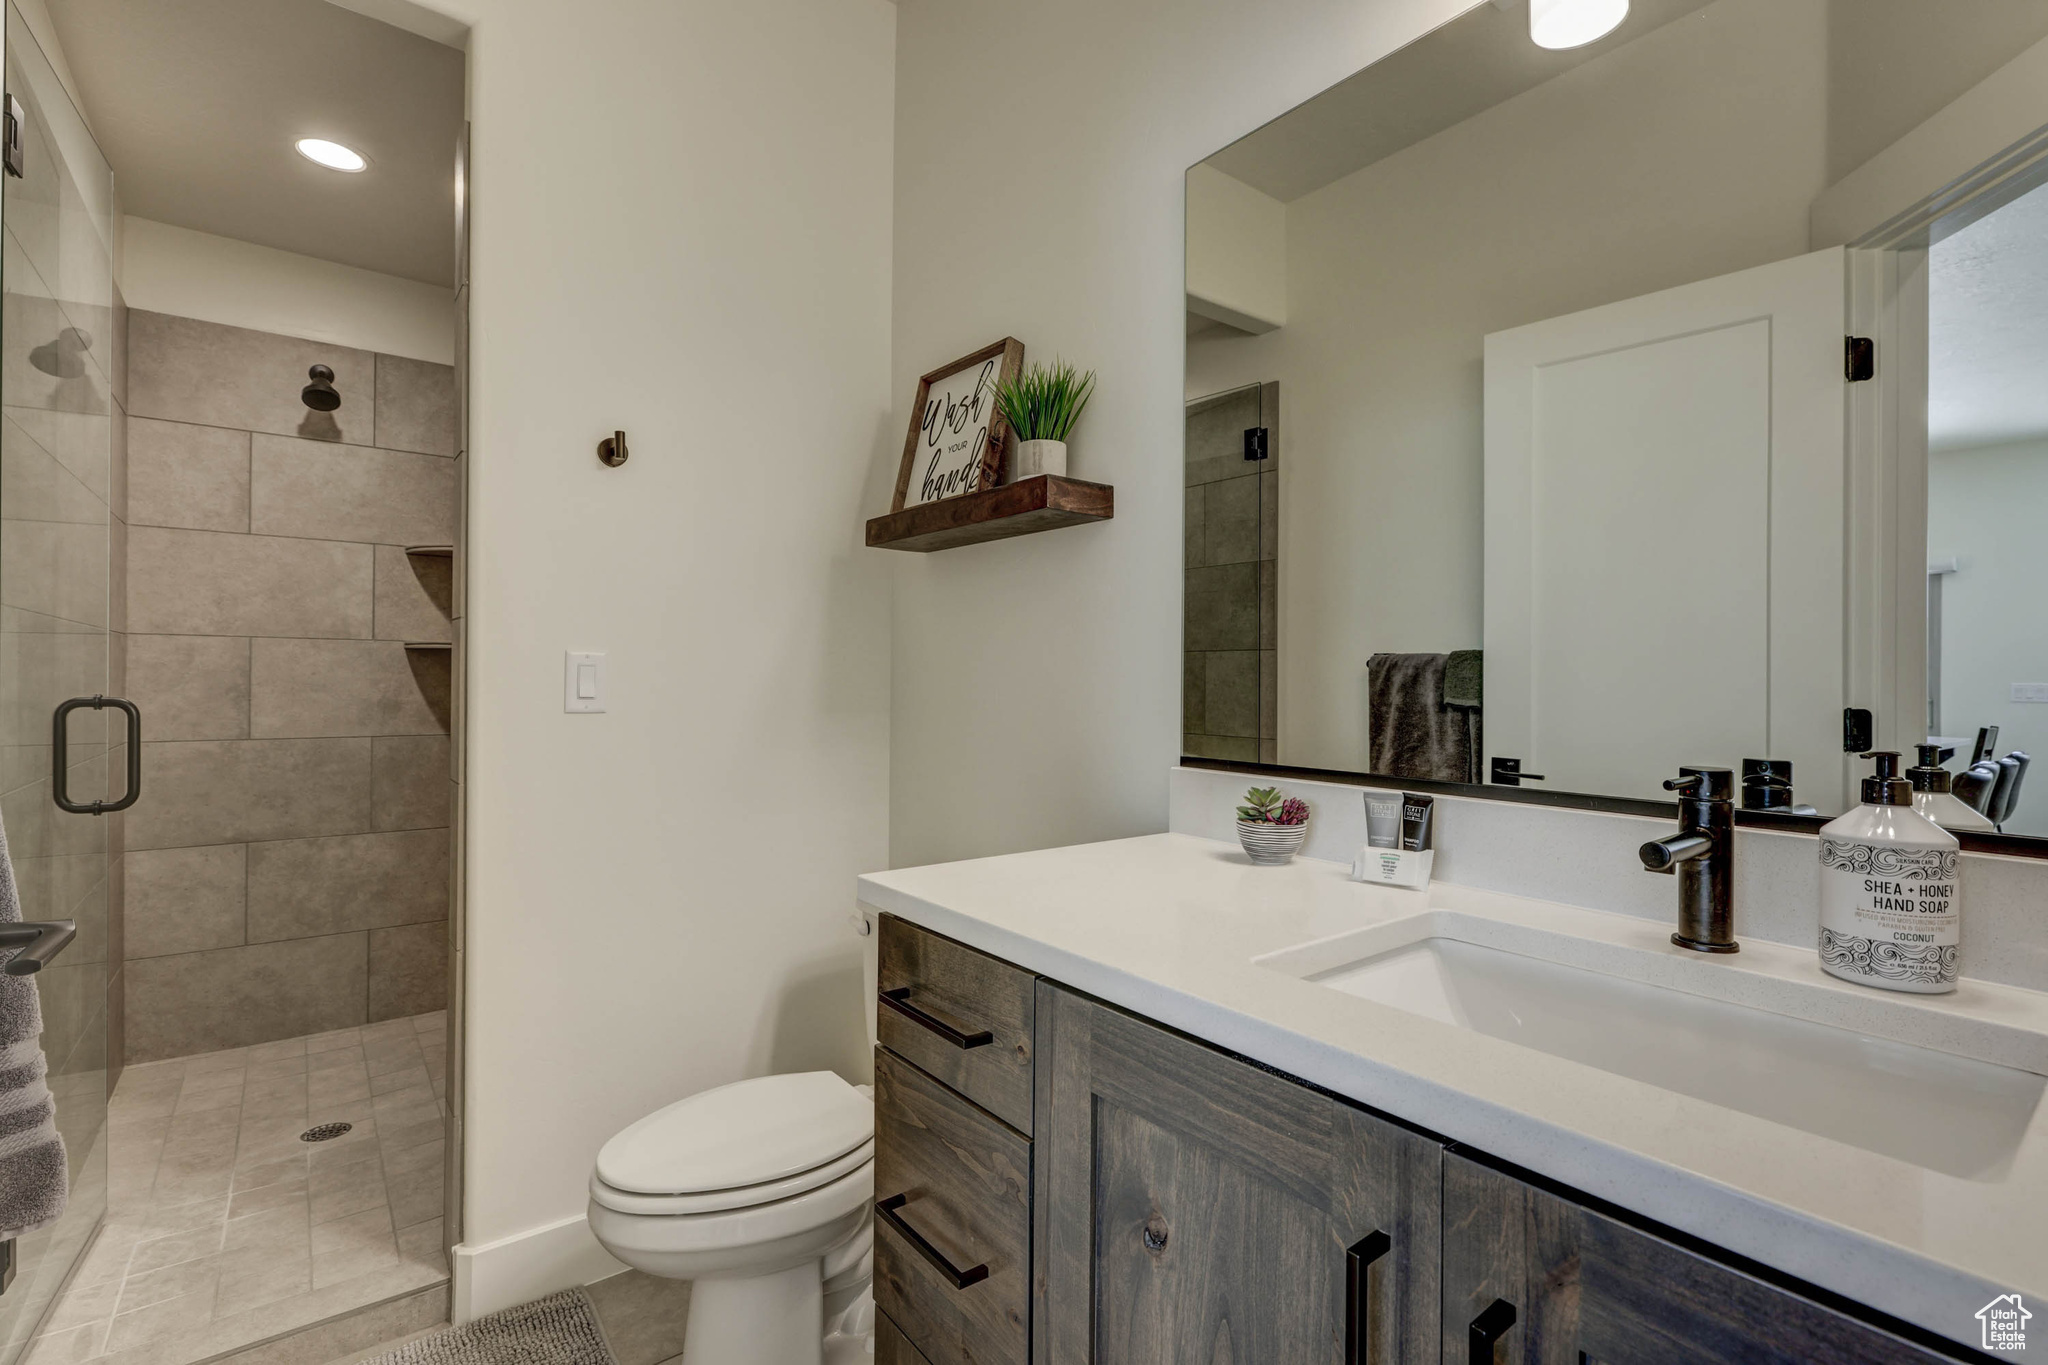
[404,544,454,557]
[403,641,453,653]
[866,474,1113,553]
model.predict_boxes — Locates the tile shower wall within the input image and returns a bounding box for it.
[122,311,455,1063]
[1184,382,1277,763]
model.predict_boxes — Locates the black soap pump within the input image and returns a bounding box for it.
[1908,744,1996,833]
[1815,752,1961,994]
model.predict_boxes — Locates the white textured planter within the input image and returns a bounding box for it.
[1014,439,1068,479]
[1237,819,1308,866]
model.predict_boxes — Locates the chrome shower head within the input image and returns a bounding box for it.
[302,364,340,412]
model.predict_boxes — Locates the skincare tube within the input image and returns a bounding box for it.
[1400,793,1435,852]
[1363,791,1403,849]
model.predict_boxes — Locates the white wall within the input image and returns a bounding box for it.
[889,0,1476,869]
[435,0,897,1316]
[1930,437,2048,836]
[118,217,457,362]
[1184,0,1830,772]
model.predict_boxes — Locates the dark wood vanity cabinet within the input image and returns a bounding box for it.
[873,914,1976,1365]
[1035,983,1443,1364]
[1441,1154,1960,1365]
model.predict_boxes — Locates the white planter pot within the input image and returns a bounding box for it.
[1237,819,1308,866]
[1014,439,1068,480]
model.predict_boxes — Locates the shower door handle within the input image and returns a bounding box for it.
[52,696,141,815]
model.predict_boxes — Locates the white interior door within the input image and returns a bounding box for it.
[1484,247,1849,807]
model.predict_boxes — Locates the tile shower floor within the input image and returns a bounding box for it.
[26,1014,450,1365]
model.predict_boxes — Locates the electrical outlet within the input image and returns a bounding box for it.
[2012,683,2048,704]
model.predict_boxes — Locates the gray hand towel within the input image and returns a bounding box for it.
[0,810,67,1239]
[1368,652,1478,784]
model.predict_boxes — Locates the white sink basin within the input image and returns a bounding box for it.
[1259,911,2047,1180]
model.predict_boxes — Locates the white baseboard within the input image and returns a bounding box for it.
[452,1212,626,1322]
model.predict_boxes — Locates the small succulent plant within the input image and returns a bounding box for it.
[1237,787,1310,826]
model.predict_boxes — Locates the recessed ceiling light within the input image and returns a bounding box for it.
[1530,0,1629,49]
[295,138,367,173]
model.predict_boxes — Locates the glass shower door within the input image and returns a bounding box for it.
[0,7,118,1358]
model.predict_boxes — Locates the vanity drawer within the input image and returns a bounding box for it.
[875,1047,1030,1365]
[877,913,1036,1133]
[877,1311,936,1365]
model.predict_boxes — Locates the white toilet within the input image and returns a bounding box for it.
[588,1071,876,1364]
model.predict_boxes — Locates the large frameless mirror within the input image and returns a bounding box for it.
[1184,0,2048,848]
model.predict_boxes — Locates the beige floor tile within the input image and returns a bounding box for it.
[70,1226,141,1288]
[127,1223,225,1277]
[303,1029,361,1056]
[232,1152,308,1190]
[383,1160,440,1230]
[245,1056,310,1084]
[310,1206,397,1289]
[306,1050,367,1079]
[105,1284,216,1353]
[379,1137,441,1178]
[410,1011,445,1034]
[24,1320,109,1365]
[117,1255,221,1315]
[211,1246,314,1318]
[109,1089,179,1122]
[362,1049,421,1083]
[221,1203,310,1257]
[226,1172,307,1221]
[306,1076,371,1109]
[237,1115,311,1151]
[395,1217,443,1275]
[140,1193,228,1241]
[368,1065,427,1098]
[242,1037,308,1065]
[309,1155,386,1225]
[37,1272,121,1331]
[378,1114,444,1154]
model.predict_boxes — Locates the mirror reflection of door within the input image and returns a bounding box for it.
[1184,383,1278,764]
[1482,248,1851,810]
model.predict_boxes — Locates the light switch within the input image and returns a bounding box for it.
[2013,683,2048,705]
[565,651,606,713]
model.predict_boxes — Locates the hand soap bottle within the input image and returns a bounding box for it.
[1906,743,1997,832]
[1817,752,1960,994]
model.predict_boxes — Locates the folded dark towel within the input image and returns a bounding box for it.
[1369,653,1479,784]
[0,809,64,1238]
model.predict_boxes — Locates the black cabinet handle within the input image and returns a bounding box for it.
[879,987,993,1049]
[0,921,74,976]
[876,1193,989,1289]
[53,696,140,815]
[1469,1298,1517,1365]
[1344,1229,1391,1365]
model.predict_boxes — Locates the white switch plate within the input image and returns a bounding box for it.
[2013,683,2048,705]
[565,651,607,713]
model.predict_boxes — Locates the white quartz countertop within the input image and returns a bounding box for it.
[857,833,2048,1351]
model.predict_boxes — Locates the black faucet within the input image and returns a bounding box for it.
[1640,766,1737,954]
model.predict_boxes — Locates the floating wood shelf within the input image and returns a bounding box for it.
[866,475,1113,553]
[404,545,454,557]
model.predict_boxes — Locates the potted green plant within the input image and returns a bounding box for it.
[1236,786,1311,865]
[994,358,1096,480]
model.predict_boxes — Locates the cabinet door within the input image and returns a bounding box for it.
[1443,1152,1958,1365]
[1037,984,1442,1364]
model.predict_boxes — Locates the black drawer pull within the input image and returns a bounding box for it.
[1345,1229,1391,1365]
[1469,1298,1516,1365]
[877,1193,989,1289]
[880,987,993,1049]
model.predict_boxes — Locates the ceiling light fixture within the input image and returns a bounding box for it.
[1529,0,1629,49]
[295,138,367,172]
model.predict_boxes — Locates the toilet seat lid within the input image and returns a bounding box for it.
[597,1071,873,1195]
